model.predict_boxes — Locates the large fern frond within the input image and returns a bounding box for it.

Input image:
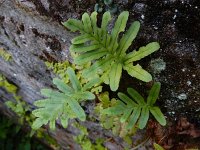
[102,82,166,129]
[32,67,100,130]
[63,11,160,91]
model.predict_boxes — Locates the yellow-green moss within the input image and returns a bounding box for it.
[72,122,107,150]
[45,60,102,94]
[0,74,59,148]
[0,48,12,61]
[94,92,138,147]
[0,74,17,94]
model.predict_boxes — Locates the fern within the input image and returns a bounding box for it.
[102,82,166,129]
[63,11,160,91]
[32,67,100,130]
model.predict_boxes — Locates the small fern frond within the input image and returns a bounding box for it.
[109,63,123,91]
[117,21,140,55]
[147,82,161,105]
[63,11,160,91]
[124,42,160,64]
[123,64,152,82]
[32,67,99,130]
[102,82,166,129]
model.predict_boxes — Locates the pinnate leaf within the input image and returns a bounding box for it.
[124,64,152,82]
[102,82,166,130]
[32,67,97,130]
[63,11,160,91]
[147,82,161,105]
[109,63,122,91]
[125,42,160,64]
[150,107,166,126]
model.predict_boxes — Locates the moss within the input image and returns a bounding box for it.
[45,61,70,83]
[72,122,107,150]
[0,74,59,148]
[0,74,17,94]
[36,129,60,149]
[0,48,12,61]
[0,74,32,124]
[45,60,102,94]
[94,92,138,147]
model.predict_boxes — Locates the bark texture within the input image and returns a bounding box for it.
[0,0,141,149]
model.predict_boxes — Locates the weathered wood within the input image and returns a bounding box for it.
[0,0,140,149]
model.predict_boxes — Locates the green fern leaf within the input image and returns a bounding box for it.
[66,98,86,121]
[147,82,161,105]
[102,82,166,129]
[74,91,95,100]
[66,67,81,91]
[60,115,69,128]
[118,21,140,55]
[52,78,73,95]
[101,12,112,36]
[102,101,126,115]
[74,49,107,65]
[127,107,141,129]
[127,88,145,105]
[138,106,149,129]
[150,107,166,126]
[110,11,129,52]
[124,42,160,64]
[120,108,132,123]
[62,19,83,32]
[117,92,137,106]
[83,78,101,91]
[109,63,122,91]
[82,56,114,78]
[32,118,48,130]
[63,11,160,91]
[153,143,165,150]
[71,34,93,44]
[124,64,152,82]
[32,67,97,130]
[91,12,98,35]
[82,13,92,33]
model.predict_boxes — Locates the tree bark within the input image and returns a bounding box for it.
[0,0,148,149]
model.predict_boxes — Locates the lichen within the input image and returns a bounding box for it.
[150,58,166,74]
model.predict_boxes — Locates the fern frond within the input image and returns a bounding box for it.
[109,63,122,91]
[102,82,166,129]
[63,11,160,91]
[123,64,152,82]
[147,82,161,105]
[32,67,98,130]
[117,21,140,55]
[124,42,160,64]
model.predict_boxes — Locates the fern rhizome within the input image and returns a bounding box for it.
[63,11,160,91]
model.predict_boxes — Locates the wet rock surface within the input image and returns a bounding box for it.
[0,0,200,149]
[132,0,200,125]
